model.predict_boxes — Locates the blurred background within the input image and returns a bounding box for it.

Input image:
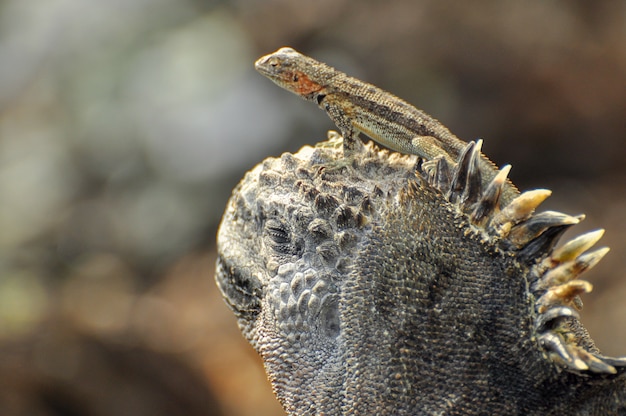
[0,0,624,414]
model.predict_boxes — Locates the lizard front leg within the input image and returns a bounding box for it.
[319,95,365,157]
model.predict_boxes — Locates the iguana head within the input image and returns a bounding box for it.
[216,134,626,414]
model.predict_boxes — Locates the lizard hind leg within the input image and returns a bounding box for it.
[411,136,457,164]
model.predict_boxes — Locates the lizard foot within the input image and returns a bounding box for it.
[311,130,366,175]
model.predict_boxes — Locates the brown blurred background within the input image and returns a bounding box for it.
[0,1,624,415]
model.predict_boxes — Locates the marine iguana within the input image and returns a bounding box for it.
[215,50,626,415]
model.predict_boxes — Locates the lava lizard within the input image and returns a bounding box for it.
[216,47,626,415]
[254,46,518,205]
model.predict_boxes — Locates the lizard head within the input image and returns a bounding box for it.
[255,47,333,103]
[216,135,626,413]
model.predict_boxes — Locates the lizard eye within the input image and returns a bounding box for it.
[292,73,299,82]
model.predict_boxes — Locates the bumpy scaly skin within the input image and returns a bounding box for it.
[216,133,626,415]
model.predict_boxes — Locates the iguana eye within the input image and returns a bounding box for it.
[264,219,304,256]
[264,219,297,255]
[266,220,290,244]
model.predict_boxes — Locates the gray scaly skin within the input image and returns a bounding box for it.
[216,51,626,415]
[216,134,626,414]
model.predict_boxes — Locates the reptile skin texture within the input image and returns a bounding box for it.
[216,135,626,415]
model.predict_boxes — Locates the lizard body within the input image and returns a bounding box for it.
[216,49,626,414]
[255,47,518,204]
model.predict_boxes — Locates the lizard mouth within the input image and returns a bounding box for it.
[254,54,290,89]
[254,55,274,76]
